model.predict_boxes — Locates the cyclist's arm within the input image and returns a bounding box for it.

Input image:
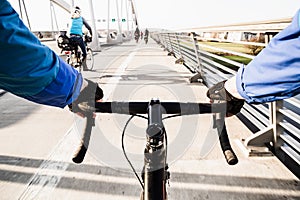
[226,9,300,104]
[0,0,82,108]
[83,17,92,36]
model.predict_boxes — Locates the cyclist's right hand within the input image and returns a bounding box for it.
[206,80,244,117]
[68,79,104,115]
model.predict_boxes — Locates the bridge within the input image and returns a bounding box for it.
[0,1,299,199]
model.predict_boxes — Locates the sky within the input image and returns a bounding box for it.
[8,0,300,31]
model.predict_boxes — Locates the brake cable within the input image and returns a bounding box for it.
[121,114,147,190]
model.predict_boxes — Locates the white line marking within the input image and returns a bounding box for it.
[18,126,80,200]
[101,50,137,101]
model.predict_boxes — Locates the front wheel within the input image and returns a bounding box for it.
[141,190,167,200]
[140,191,144,200]
[85,48,94,70]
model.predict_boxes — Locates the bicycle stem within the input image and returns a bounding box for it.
[143,99,168,200]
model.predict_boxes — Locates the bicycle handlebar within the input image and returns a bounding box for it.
[72,101,238,165]
[93,101,223,114]
[72,112,94,163]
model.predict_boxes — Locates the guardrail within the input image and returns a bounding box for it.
[34,30,133,45]
[152,31,300,178]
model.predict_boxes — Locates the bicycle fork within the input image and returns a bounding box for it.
[142,99,169,200]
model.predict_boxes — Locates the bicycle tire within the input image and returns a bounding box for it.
[86,48,94,70]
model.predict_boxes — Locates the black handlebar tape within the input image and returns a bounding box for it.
[214,114,238,165]
[94,102,226,115]
[72,113,95,164]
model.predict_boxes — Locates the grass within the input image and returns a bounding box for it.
[198,41,254,65]
[199,41,251,54]
[223,55,252,65]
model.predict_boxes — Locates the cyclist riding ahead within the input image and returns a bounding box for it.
[144,28,149,44]
[69,6,93,71]
[134,27,140,43]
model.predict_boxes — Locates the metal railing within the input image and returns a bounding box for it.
[152,31,300,178]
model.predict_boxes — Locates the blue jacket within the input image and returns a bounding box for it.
[0,0,82,108]
[236,9,300,103]
[70,17,83,36]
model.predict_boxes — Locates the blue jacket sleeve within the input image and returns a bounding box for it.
[0,0,82,108]
[236,9,300,103]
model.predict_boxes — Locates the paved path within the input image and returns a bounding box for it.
[0,38,299,200]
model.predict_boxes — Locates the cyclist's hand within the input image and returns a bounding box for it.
[68,79,103,116]
[206,80,244,117]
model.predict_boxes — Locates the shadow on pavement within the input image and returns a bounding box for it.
[0,154,299,199]
[0,93,39,129]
